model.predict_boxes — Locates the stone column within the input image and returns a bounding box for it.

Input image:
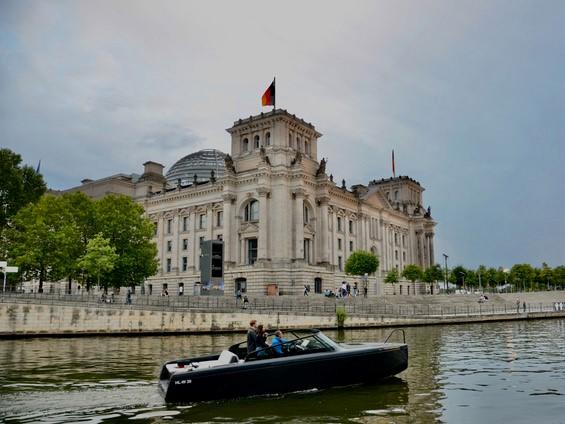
[317,196,330,265]
[206,204,213,241]
[293,189,305,260]
[222,194,236,265]
[429,232,435,267]
[157,213,165,276]
[191,208,199,271]
[258,188,270,260]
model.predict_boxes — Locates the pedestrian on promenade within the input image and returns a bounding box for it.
[523,301,526,313]
[303,285,309,296]
[516,299,520,313]
[242,295,249,309]
[353,282,358,297]
[126,289,132,305]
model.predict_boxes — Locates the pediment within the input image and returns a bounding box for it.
[239,222,259,234]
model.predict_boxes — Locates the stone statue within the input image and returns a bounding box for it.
[291,151,302,166]
[260,147,271,166]
[341,179,346,189]
[316,158,327,177]
[224,154,236,173]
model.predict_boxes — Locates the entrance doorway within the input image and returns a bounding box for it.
[314,277,322,294]
[235,278,247,295]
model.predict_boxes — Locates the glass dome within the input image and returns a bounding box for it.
[166,149,227,186]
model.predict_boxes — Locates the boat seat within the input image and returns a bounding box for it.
[167,350,239,373]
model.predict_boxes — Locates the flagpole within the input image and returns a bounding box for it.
[273,76,276,110]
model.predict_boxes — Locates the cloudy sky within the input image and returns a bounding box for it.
[1,0,564,269]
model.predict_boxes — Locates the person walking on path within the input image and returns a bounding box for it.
[516,299,520,313]
[523,301,527,313]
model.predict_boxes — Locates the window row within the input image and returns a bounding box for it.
[242,132,271,152]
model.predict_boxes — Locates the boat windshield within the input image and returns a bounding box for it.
[245,331,335,361]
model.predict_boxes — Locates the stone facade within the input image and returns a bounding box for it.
[66,109,436,297]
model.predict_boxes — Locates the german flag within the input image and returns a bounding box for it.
[261,79,275,107]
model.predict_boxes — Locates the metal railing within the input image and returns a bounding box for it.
[2,292,565,318]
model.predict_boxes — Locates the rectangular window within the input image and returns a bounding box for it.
[403,251,406,261]
[217,234,223,241]
[199,214,207,229]
[182,256,188,272]
[182,238,188,250]
[402,235,406,247]
[167,240,172,252]
[183,216,189,232]
[247,238,258,265]
[217,211,223,227]
[338,256,342,271]
[304,239,311,264]
[349,220,353,234]
[337,217,342,232]
[349,241,354,252]
[166,258,171,273]
[153,222,158,236]
[199,236,205,248]
[395,250,399,260]
[167,219,173,234]
[338,238,342,250]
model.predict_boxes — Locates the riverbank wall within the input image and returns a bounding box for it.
[2,300,565,338]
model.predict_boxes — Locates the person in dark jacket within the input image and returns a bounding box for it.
[247,320,258,353]
[256,324,270,357]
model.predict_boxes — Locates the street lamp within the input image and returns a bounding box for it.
[442,253,449,292]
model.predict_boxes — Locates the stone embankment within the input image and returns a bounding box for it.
[1,291,565,337]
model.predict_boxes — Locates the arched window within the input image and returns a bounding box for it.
[297,137,302,152]
[289,134,293,149]
[265,132,271,146]
[305,139,310,155]
[244,200,259,222]
[394,190,399,200]
[242,138,249,152]
[303,203,310,224]
[254,135,260,149]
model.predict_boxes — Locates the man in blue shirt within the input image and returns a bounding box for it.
[271,330,288,355]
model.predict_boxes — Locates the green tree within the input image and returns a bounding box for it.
[553,266,565,289]
[402,264,423,296]
[402,264,423,282]
[95,195,158,288]
[538,263,553,290]
[60,192,97,292]
[510,264,535,292]
[0,149,46,229]
[423,264,443,293]
[5,195,78,292]
[450,265,467,287]
[78,233,118,289]
[344,250,379,276]
[384,269,399,295]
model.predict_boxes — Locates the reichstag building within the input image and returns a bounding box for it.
[67,109,437,296]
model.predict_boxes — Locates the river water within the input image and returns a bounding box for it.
[1,319,565,423]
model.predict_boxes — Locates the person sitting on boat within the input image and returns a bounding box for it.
[247,320,258,353]
[256,324,270,357]
[271,330,289,355]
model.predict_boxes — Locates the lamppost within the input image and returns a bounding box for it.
[442,253,449,292]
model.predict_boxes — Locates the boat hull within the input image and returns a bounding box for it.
[160,343,408,403]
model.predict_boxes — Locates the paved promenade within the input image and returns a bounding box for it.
[2,291,565,337]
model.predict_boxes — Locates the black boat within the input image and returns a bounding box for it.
[159,329,408,403]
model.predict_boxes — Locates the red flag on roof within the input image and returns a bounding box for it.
[261,79,275,107]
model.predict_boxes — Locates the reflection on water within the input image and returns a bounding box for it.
[1,320,564,423]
